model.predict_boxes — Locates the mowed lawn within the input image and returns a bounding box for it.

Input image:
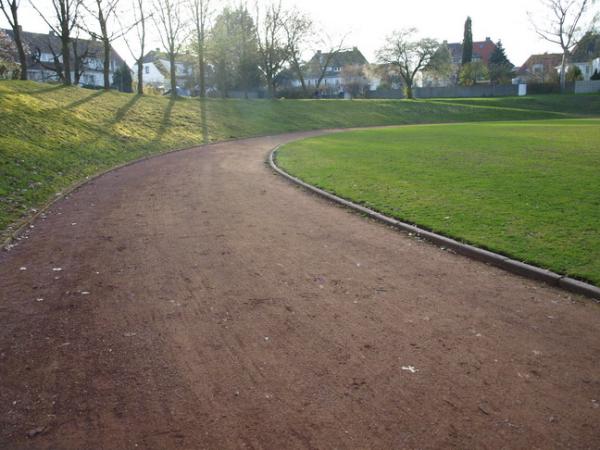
[277,119,600,285]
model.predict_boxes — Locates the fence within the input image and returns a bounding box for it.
[366,89,405,99]
[575,80,600,94]
[366,84,520,99]
[414,84,519,99]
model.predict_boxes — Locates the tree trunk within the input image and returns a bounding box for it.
[62,36,71,85]
[560,51,567,93]
[137,58,144,95]
[267,77,274,98]
[72,40,81,84]
[292,58,307,94]
[405,80,413,99]
[198,47,205,98]
[169,52,177,97]
[11,6,27,80]
[268,79,275,98]
[103,38,111,89]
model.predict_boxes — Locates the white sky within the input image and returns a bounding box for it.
[2,0,598,67]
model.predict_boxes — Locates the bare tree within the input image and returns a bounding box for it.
[72,31,92,84]
[0,28,21,78]
[283,9,312,94]
[530,0,598,91]
[120,0,148,94]
[82,0,130,89]
[33,41,65,81]
[189,0,211,97]
[377,28,438,99]
[310,34,347,92]
[153,0,188,97]
[30,0,82,85]
[255,1,288,97]
[0,0,27,79]
[341,64,368,98]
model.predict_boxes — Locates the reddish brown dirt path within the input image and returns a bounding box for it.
[1,132,599,450]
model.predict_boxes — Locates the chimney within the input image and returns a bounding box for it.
[486,37,491,42]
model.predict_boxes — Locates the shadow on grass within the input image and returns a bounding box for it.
[63,89,106,110]
[110,94,142,125]
[30,84,67,94]
[200,99,209,144]
[154,98,175,144]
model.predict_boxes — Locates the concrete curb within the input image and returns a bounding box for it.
[269,145,600,301]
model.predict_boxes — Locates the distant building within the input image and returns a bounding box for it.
[557,33,600,81]
[447,37,498,66]
[134,49,199,95]
[571,32,600,63]
[2,27,127,87]
[562,60,596,80]
[297,47,369,95]
[515,53,563,83]
[422,37,499,87]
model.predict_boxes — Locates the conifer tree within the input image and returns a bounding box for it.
[489,40,513,84]
[461,16,472,65]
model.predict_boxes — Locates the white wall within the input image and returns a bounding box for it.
[593,58,600,75]
[134,62,165,85]
[575,80,600,94]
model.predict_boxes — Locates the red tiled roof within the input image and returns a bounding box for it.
[447,38,497,65]
[518,53,563,75]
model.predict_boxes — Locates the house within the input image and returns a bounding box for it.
[447,37,498,66]
[514,53,563,83]
[134,50,197,95]
[422,37,499,87]
[562,60,595,80]
[571,32,600,63]
[2,27,127,87]
[593,57,600,77]
[543,33,600,82]
[298,47,369,95]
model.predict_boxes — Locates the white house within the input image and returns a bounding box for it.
[133,50,196,94]
[3,28,127,87]
[560,60,596,80]
[593,57,600,76]
[294,47,370,94]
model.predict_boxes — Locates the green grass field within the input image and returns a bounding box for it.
[1,80,599,243]
[276,120,600,285]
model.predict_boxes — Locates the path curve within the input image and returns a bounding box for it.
[1,132,599,449]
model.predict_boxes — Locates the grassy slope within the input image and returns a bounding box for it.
[277,120,600,285]
[0,80,599,240]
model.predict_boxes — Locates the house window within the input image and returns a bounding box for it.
[145,66,150,74]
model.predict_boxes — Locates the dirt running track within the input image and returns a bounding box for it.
[1,132,599,450]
